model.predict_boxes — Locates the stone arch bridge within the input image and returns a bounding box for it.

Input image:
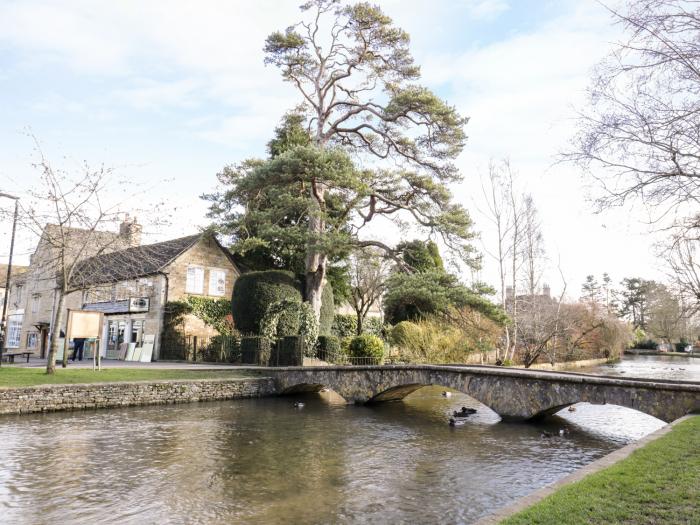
[257,364,700,422]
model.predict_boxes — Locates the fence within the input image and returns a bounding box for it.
[160,333,241,363]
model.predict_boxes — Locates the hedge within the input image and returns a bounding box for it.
[348,334,384,362]
[232,270,302,334]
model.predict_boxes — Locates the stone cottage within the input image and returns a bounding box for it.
[67,232,241,360]
[5,223,240,361]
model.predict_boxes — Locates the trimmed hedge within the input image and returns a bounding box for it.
[348,334,384,362]
[232,270,302,334]
[319,283,335,336]
[316,335,342,358]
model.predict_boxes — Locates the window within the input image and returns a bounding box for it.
[31,294,40,314]
[27,332,38,349]
[186,266,204,294]
[15,284,23,303]
[6,314,23,348]
[208,269,226,297]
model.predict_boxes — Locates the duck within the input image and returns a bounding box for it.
[568,406,577,412]
[453,407,477,417]
[293,401,305,408]
[559,428,570,436]
[441,391,452,397]
[449,417,466,427]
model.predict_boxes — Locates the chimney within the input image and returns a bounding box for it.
[119,215,142,247]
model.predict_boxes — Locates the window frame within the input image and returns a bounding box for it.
[185,265,205,294]
[6,314,23,348]
[208,268,227,297]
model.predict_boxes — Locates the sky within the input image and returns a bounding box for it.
[0,0,668,298]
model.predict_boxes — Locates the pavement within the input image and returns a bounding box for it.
[5,357,242,370]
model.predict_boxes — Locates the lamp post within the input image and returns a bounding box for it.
[0,192,19,367]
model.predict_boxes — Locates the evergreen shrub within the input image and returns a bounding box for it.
[231,270,302,334]
[348,334,384,362]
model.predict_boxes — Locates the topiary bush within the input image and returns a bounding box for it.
[348,334,384,363]
[316,335,342,360]
[231,270,302,334]
[319,283,335,336]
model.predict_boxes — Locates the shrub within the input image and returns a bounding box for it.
[390,321,422,346]
[635,339,659,350]
[348,334,384,362]
[362,316,384,337]
[319,283,335,336]
[260,299,319,350]
[316,335,342,360]
[232,270,302,334]
[389,318,474,364]
[332,314,358,338]
[675,338,690,352]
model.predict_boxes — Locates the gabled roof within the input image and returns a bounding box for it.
[70,234,202,287]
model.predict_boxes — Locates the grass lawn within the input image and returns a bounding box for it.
[502,416,700,525]
[0,367,256,388]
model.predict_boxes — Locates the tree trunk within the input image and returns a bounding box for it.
[46,292,65,374]
[356,313,364,336]
[305,242,327,320]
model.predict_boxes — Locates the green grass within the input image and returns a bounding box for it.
[0,367,256,388]
[502,416,700,525]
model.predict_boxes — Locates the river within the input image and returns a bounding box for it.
[0,355,697,525]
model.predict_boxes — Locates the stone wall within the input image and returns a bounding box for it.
[0,377,276,415]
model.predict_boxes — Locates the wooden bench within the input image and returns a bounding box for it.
[1,351,33,363]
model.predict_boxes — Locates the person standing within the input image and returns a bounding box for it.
[71,337,86,362]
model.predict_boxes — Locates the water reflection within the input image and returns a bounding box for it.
[0,355,695,524]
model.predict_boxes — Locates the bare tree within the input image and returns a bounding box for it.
[480,159,527,361]
[348,248,390,334]
[569,0,700,219]
[8,140,166,374]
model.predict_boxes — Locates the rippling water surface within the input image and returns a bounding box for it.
[0,355,697,524]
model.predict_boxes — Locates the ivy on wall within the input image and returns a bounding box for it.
[164,297,234,336]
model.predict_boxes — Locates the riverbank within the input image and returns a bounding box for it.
[625,349,699,358]
[492,415,700,525]
[520,357,612,371]
[0,366,254,387]
[0,374,275,415]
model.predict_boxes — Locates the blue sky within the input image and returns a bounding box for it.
[0,0,662,296]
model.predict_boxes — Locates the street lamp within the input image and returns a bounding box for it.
[0,192,19,367]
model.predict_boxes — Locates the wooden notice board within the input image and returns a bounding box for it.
[66,310,104,339]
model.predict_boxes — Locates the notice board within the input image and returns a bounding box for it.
[66,309,103,339]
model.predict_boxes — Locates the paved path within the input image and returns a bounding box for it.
[8,357,242,370]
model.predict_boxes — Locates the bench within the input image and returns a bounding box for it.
[1,351,33,363]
